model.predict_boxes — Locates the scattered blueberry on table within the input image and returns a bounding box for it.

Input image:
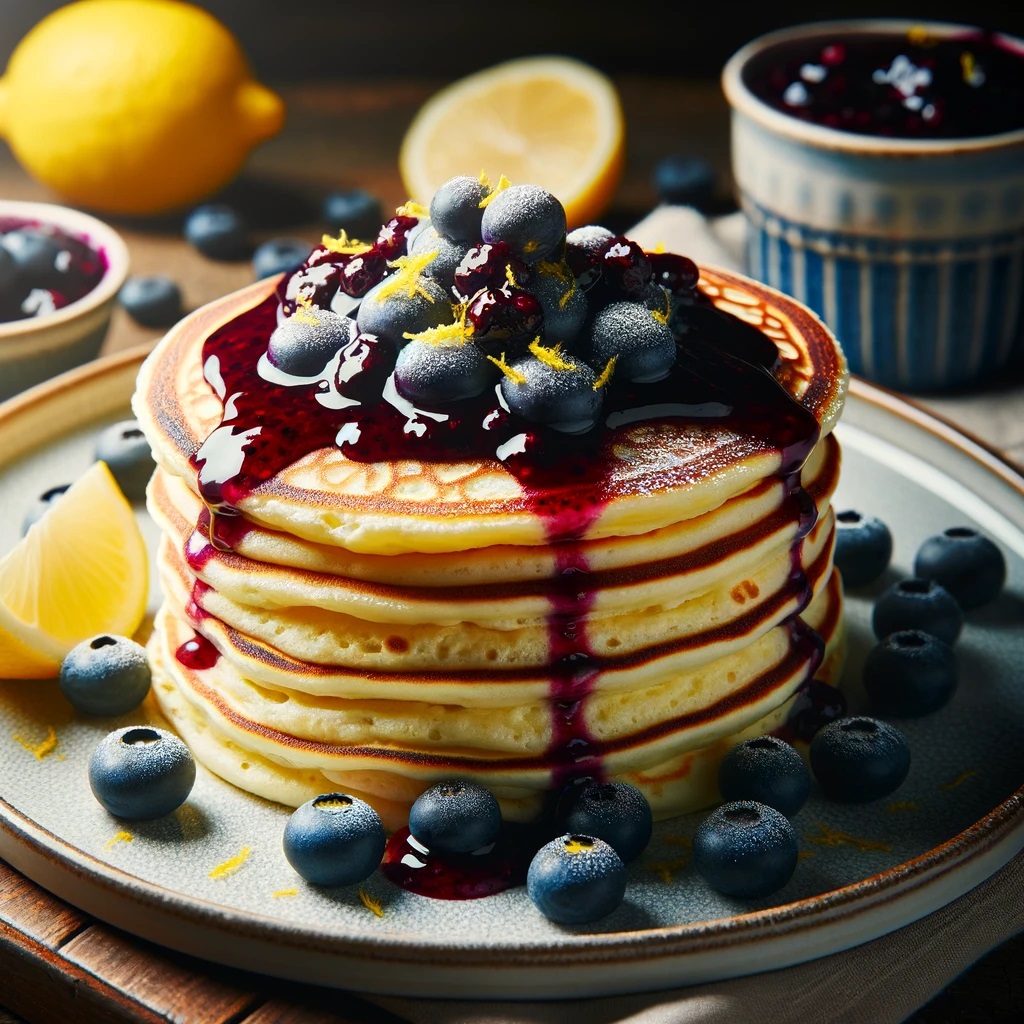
[94,419,157,502]
[118,275,182,327]
[872,577,963,645]
[809,716,911,803]
[89,726,195,820]
[717,736,810,818]
[914,527,1006,610]
[652,155,716,211]
[408,781,502,855]
[527,834,627,924]
[692,801,798,899]
[322,189,383,238]
[60,635,151,716]
[21,483,70,536]
[253,238,309,280]
[283,793,386,886]
[184,204,250,260]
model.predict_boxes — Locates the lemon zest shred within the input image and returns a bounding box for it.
[272,887,298,899]
[960,52,976,83]
[358,888,385,917]
[651,305,670,326]
[593,355,617,390]
[209,846,252,880]
[320,230,371,255]
[505,263,519,289]
[396,200,429,219]
[660,834,691,849]
[478,169,492,189]
[537,261,577,308]
[375,251,438,302]
[292,292,321,325]
[797,850,816,860]
[104,831,133,850]
[908,25,939,46]
[13,726,58,761]
[887,800,919,813]
[652,240,667,254]
[805,822,891,853]
[942,769,979,791]
[646,856,688,884]
[529,338,576,371]
[478,173,511,209]
[487,352,526,385]
[403,321,468,347]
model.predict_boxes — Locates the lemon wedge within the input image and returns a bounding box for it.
[0,461,148,679]
[400,56,624,229]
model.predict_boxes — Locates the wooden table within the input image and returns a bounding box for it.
[2,78,1022,1023]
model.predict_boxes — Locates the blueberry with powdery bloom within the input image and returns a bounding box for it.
[557,781,653,862]
[872,577,963,646]
[914,527,1006,610]
[408,781,502,854]
[356,275,452,349]
[585,301,676,383]
[810,716,911,803]
[429,175,490,242]
[501,351,604,435]
[95,419,157,501]
[530,262,588,344]
[267,310,356,377]
[527,834,627,924]
[482,185,566,265]
[409,225,467,291]
[394,340,496,404]
[284,792,386,886]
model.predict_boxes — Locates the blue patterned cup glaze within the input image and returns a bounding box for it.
[723,20,1024,392]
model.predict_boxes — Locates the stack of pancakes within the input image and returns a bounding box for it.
[134,268,847,830]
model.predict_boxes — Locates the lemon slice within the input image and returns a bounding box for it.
[0,461,148,679]
[399,56,624,229]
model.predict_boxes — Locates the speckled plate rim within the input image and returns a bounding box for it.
[0,350,1022,1000]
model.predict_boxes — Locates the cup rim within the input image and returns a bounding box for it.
[0,200,130,342]
[722,18,1024,156]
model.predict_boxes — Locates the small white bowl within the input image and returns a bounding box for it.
[0,200,129,401]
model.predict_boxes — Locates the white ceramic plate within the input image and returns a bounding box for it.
[0,350,1022,1000]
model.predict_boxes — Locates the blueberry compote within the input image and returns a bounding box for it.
[185,225,833,899]
[0,218,107,323]
[744,27,1024,139]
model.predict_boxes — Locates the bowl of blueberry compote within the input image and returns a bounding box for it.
[0,200,129,401]
[722,20,1024,393]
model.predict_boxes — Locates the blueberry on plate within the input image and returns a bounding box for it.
[95,419,157,502]
[21,483,70,536]
[501,353,603,435]
[60,635,151,716]
[527,834,627,924]
[184,204,249,260]
[408,780,502,854]
[394,340,495,404]
[283,792,386,887]
[833,510,893,586]
[557,781,653,862]
[692,800,797,899]
[718,735,810,817]
[322,189,383,237]
[586,301,676,383]
[652,155,716,210]
[809,716,911,803]
[482,184,566,265]
[872,577,963,645]
[118,275,183,328]
[429,175,490,243]
[267,311,356,377]
[914,527,1006,610]
[253,238,310,280]
[863,630,957,717]
[89,726,195,820]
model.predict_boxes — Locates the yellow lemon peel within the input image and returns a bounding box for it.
[209,846,252,879]
[320,230,371,255]
[13,726,58,761]
[942,769,979,791]
[564,837,595,855]
[537,261,577,308]
[593,355,617,390]
[403,320,470,348]
[478,169,491,188]
[272,887,298,899]
[375,251,438,303]
[292,293,321,325]
[358,888,385,917]
[529,338,576,371]
[396,200,429,219]
[104,831,134,850]
[478,173,512,209]
[487,352,526,385]
[805,822,891,853]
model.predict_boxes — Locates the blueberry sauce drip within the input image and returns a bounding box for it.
[744,28,1024,139]
[773,677,846,745]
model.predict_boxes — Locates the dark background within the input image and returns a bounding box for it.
[2,1,1024,82]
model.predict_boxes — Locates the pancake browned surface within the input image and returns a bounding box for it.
[134,215,848,825]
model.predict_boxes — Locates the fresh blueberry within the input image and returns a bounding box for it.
[59,635,151,716]
[253,238,310,280]
[88,726,195,820]
[914,527,1006,610]
[184,204,249,260]
[718,736,811,817]
[557,781,653,862]
[95,419,156,502]
[863,630,957,717]
[809,716,911,803]
[586,301,676,383]
[356,275,452,348]
[834,510,893,586]
[21,483,70,536]
[482,185,566,265]
[527,834,627,924]
[407,780,502,854]
[409,226,467,291]
[429,175,490,242]
[267,310,356,377]
[531,263,588,344]
[118,275,183,328]
[652,155,717,210]
[872,577,963,645]
[283,792,386,886]
[692,801,798,898]
[565,225,615,255]
[394,340,495,404]
[322,189,383,238]
[501,353,603,434]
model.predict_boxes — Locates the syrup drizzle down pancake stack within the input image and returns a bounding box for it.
[134,189,848,832]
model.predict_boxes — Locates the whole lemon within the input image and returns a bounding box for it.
[0,0,285,216]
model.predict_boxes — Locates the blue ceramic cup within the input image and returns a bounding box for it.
[723,20,1024,392]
